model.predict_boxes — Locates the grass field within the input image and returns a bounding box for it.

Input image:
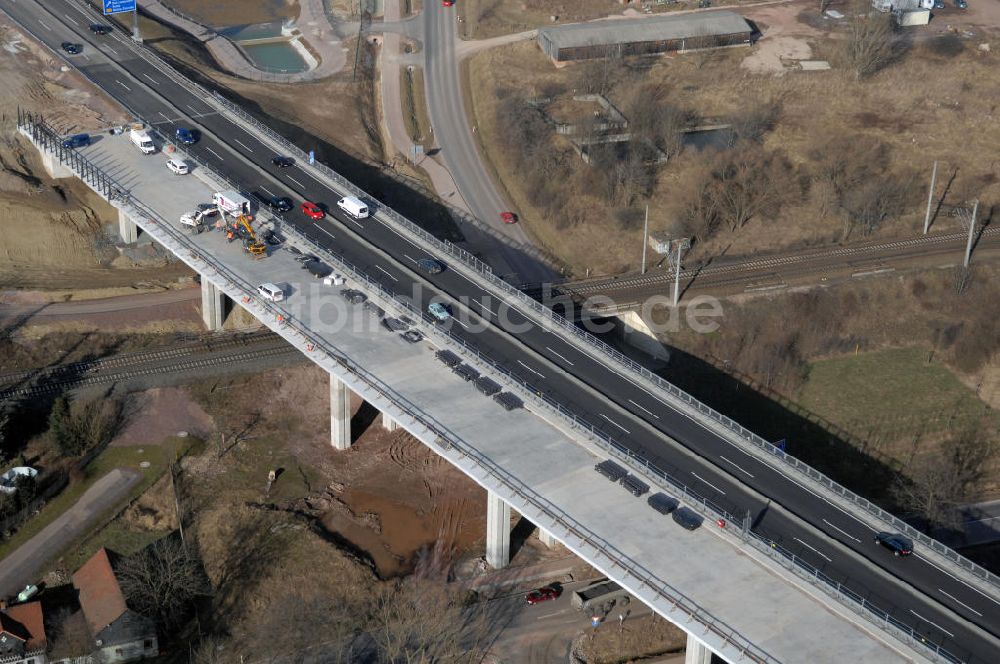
[800,348,997,454]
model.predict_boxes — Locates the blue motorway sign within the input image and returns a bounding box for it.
[104,0,136,15]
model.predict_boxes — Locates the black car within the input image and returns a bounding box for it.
[251,191,293,213]
[89,24,112,35]
[647,492,679,515]
[417,258,444,275]
[61,42,83,55]
[671,507,702,531]
[271,156,294,168]
[874,532,912,557]
[61,133,91,149]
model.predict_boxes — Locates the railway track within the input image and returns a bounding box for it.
[0,331,303,402]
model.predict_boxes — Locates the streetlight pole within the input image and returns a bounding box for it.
[923,160,938,235]
[641,205,649,275]
[964,199,979,268]
[672,238,690,307]
[132,6,142,43]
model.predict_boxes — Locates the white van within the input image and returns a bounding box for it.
[129,129,156,155]
[337,196,369,219]
[213,190,253,217]
[256,283,285,302]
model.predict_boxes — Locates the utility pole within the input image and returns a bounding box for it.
[923,161,938,235]
[641,205,649,275]
[672,238,690,307]
[964,199,979,268]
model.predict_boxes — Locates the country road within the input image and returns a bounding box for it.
[0,287,199,319]
[0,468,141,597]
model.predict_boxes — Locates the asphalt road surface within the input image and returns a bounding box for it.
[0,468,141,597]
[5,2,999,661]
[422,1,555,287]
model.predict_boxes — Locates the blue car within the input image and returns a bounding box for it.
[933,0,945,8]
[175,127,197,145]
[61,133,90,149]
[954,0,967,7]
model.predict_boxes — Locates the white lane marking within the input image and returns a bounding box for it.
[691,472,726,495]
[315,225,336,241]
[64,14,79,26]
[720,455,755,479]
[287,175,304,188]
[143,73,158,84]
[403,254,417,263]
[627,399,659,420]
[350,219,364,230]
[822,519,861,544]
[534,611,562,620]
[105,46,117,55]
[205,147,223,160]
[472,300,494,320]
[794,537,832,563]
[938,589,983,617]
[38,20,51,31]
[374,265,398,281]
[451,316,469,330]
[259,185,274,196]
[517,360,545,379]
[158,111,172,123]
[599,414,630,435]
[186,104,200,113]
[909,610,954,638]
[234,138,254,153]
[914,553,1000,608]
[545,346,574,366]
[116,79,131,91]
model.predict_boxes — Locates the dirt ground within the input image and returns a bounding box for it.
[166,0,301,27]
[468,1,1000,275]
[111,387,215,446]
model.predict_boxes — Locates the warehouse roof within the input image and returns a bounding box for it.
[537,11,752,50]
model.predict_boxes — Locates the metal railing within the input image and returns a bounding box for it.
[16,109,966,664]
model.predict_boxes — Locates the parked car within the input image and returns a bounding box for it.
[525,586,560,605]
[89,24,112,35]
[251,191,293,213]
[166,158,189,175]
[257,283,284,302]
[417,258,444,275]
[500,211,518,224]
[61,42,83,55]
[302,201,325,220]
[874,532,912,557]
[933,0,945,8]
[61,133,91,149]
[442,0,455,6]
[272,155,295,168]
[671,507,702,531]
[428,302,451,322]
[175,127,198,145]
[954,0,967,8]
[401,330,423,344]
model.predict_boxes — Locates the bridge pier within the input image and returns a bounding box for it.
[381,413,400,431]
[39,149,73,180]
[330,373,352,450]
[486,490,511,569]
[118,208,138,244]
[684,634,715,664]
[615,310,669,361]
[538,528,558,548]
[200,278,225,331]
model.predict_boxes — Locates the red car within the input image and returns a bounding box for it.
[525,586,559,605]
[501,211,518,224]
[302,201,325,220]
[442,0,454,6]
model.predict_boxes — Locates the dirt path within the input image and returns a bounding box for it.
[0,469,142,596]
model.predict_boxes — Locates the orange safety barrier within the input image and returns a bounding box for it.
[241,296,250,303]
[165,145,175,153]
[306,343,314,351]
[716,519,726,529]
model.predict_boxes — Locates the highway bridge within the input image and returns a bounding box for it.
[4,1,1000,662]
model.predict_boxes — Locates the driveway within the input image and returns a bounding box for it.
[0,468,142,596]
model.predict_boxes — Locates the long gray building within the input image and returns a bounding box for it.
[537,11,754,62]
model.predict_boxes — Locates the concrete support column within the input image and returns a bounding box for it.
[118,208,138,244]
[381,413,400,431]
[684,633,713,664]
[200,278,225,331]
[616,310,670,361]
[538,528,558,548]
[330,373,352,450]
[486,490,511,569]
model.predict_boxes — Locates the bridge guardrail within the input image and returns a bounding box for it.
[17,109,964,664]
[87,17,1000,602]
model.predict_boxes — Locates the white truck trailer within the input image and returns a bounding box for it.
[212,190,253,217]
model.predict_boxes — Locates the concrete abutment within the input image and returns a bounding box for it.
[200,277,225,331]
[330,373,352,450]
[486,490,511,569]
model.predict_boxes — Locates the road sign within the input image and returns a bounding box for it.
[104,0,137,14]
[590,615,601,628]
[308,150,315,165]
[776,439,787,452]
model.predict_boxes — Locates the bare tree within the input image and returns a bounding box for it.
[709,150,792,232]
[575,46,624,96]
[117,536,205,629]
[841,176,912,238]
[844,10,900,79]
[893,432,996,530]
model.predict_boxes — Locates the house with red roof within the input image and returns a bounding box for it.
[71,549,157,664]
[0,600,48,664]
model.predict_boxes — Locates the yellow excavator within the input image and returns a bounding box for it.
[225,213,267,257]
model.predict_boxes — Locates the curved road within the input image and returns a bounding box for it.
[5,2,1000,661]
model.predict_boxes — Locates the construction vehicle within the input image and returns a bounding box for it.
[225,214,267,257]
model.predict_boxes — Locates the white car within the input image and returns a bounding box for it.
[257,282,285,302]
[428,302,450,322]
[166,158,189,175]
